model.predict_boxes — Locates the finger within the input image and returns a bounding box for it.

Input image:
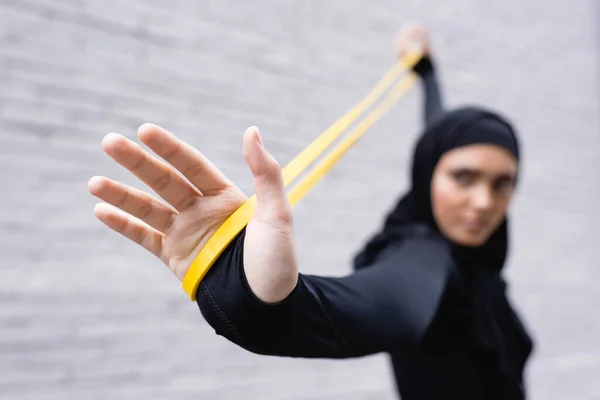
[102,133,199,212]
[242,126,293,227]
[93,202,165,260]
[88,176,176,233]
[137,123,232,196]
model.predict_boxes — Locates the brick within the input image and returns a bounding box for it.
[0,0,598,399]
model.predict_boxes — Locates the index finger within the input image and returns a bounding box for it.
[137,124,233,196]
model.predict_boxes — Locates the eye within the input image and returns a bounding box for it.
[452,170,474,186]
[493,177,515,194]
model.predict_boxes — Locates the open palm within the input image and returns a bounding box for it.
[89,124,299,302]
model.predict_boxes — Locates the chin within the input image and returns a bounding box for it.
[450,231,490,247]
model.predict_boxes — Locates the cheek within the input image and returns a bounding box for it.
[431,177,464,224]
[492,196,512,220]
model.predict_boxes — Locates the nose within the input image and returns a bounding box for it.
[471,185,494,211]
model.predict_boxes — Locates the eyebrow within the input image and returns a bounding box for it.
[450,167,516,180]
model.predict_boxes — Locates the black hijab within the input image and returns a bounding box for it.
[353,106,533,399]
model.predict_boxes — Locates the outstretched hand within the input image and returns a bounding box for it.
[89,124,299,303]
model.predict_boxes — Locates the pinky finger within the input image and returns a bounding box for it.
[94,202,165,261]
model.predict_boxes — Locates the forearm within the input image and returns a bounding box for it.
[196,228,350,358]
[196,230,452,359]
[413,56,445,127]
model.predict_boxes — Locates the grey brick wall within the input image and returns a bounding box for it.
[1,0,598,399]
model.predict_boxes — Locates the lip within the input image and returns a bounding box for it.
[463,219,488,232]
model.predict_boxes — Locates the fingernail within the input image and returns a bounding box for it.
[255,127,263,147]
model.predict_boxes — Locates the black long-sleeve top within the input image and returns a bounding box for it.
[196,228,528,399]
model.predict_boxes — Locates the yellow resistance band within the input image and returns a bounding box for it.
[182,51,423,300]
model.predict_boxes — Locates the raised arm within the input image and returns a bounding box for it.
[197,228,453,359]
[88,123,452,360]
[394,24,445,127]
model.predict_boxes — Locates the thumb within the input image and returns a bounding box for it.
[242,126,292,226]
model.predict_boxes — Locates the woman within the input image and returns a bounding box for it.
[88,25,534,399]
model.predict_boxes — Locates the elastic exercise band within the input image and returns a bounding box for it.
[182,52,423,300]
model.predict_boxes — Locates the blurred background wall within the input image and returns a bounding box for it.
[1,1,598,399]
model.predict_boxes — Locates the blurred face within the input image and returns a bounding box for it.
[430,144,518,247]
